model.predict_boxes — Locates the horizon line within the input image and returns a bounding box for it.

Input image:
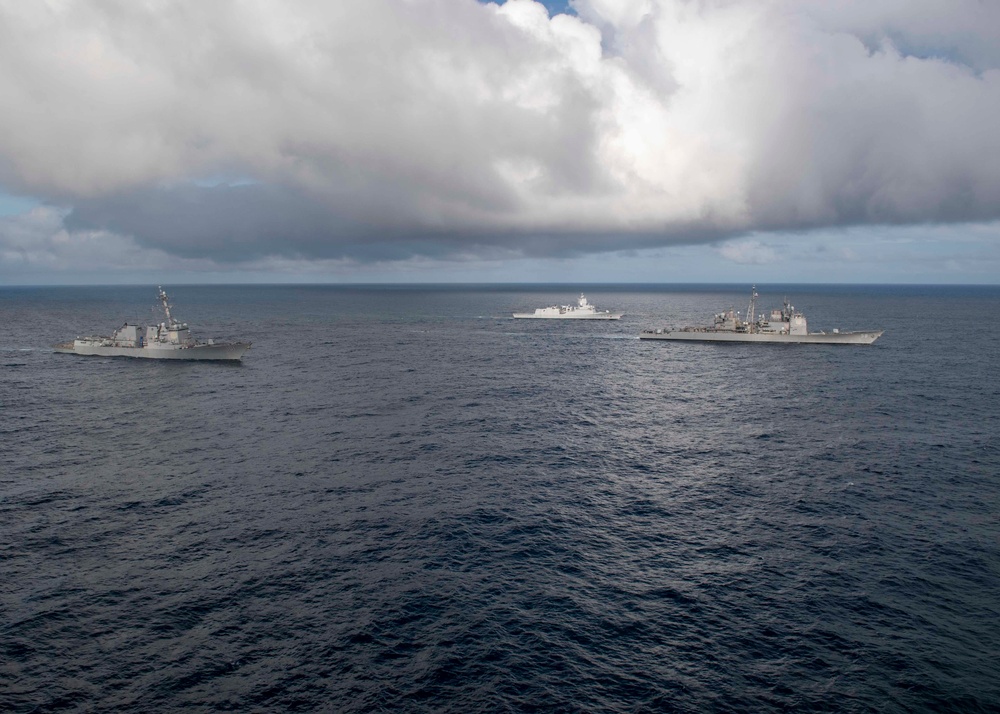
[3,280,999,289]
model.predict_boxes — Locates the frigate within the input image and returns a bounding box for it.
[54,287,250,360]
[513,293,623,320]
[640,286,882,344]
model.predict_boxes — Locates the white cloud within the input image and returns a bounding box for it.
[0,0,998,267]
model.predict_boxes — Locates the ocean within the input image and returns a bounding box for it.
[2,284,998,713]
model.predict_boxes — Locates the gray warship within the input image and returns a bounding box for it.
[54,287,250,360]
[640,286,883,344]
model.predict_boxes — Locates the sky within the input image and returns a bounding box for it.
[1,0,999,285]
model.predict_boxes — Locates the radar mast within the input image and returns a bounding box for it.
[745,285,759,333]
[158,286,175,326]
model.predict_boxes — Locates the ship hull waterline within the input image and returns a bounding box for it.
[513,313,623,320]
[54,342,251,360]
[639,331,882,345]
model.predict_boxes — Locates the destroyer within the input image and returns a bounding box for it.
[54,287,250,360]
[640,286,882,344]
[513,294,623,320]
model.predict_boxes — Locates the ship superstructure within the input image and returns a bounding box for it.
[513,294,623,320]
[640,286,882,344]
[54,287,250,360]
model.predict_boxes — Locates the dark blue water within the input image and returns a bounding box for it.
[2,284,999,713]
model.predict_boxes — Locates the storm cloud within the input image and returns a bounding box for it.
[1,0,999,265]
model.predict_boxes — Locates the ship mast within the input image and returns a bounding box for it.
[745,285,758,333]
[158,287,175,326]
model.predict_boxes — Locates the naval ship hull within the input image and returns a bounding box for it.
[54,342,250,360]
[513,313,623,320]
[639,330,882,344]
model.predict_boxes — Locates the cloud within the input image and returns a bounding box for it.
[0,201,531,282]
[0,0,998,266]
[715,238,778,265]
[0,206,219,280]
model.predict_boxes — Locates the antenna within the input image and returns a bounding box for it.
[158,286,174,326]
[745,285,759,333]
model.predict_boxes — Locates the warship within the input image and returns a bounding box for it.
[54,287,250,360]
[513,294,623,320]
[640,287,882,344]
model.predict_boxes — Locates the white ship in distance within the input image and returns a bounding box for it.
[513,294,623,320]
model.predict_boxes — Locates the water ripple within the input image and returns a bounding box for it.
[2,285,999,712]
